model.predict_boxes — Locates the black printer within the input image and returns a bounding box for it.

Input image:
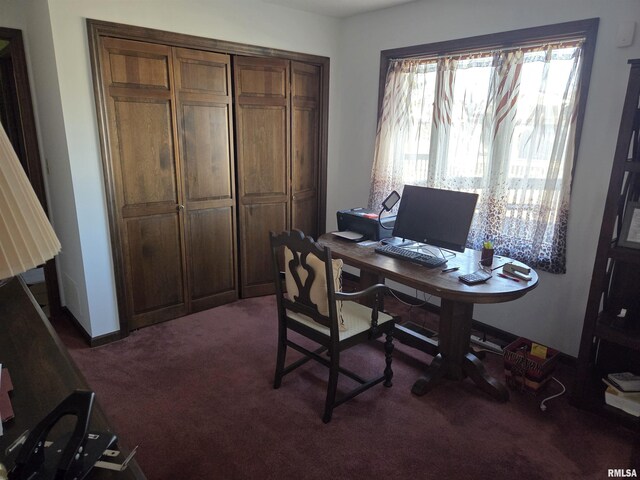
[336,208,395,241]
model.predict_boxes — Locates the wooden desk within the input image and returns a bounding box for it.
[318,233,539,401]
[0,277,146,479]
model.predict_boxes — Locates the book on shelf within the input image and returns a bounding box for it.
[604,385,640,417]
[607,372,640,392]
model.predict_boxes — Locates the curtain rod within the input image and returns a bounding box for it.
[390,39,584,64]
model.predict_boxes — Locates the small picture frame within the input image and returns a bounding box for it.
[618,201,640,249]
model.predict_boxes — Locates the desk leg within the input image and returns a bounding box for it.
[411,299,508,402]
[463,353,509,402]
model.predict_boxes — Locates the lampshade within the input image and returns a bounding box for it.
[0,122,60,280]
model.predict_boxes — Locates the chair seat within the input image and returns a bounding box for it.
[286,301,393,341]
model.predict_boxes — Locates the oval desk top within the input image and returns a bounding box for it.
[318,233,538,305]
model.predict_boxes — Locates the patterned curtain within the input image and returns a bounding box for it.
[369,44,583,273]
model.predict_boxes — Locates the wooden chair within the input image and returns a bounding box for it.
[269,229,395,423]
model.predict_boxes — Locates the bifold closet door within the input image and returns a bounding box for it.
[98,37,238,331]
[172,48,238,311]
[234,56,290,298]
[100,37,188,329]
[291,61,320,239]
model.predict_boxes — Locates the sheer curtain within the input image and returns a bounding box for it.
[369,44,583,273]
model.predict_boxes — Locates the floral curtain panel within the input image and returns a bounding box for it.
[369,44,583,273]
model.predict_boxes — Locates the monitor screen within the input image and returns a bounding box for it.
[392,185,479,252]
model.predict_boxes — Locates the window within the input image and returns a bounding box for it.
[370,19,598,273]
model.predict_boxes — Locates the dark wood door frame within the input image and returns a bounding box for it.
[0,26,62,318]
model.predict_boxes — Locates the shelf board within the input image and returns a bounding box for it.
[602,403,640,424]
[573,371,640,431]
[571,367,640,432]
[624,160,640,172]
[595,312,640,351]
[608,245,640,263]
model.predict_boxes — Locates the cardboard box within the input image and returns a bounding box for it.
[503,337,559,392]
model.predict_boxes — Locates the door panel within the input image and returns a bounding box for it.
[235,57,287,100]
[291,61,320,239]
[241,203,288,296]
[187,207,237,310]
[125,214,185,315]
[237,105,288,198]
[114,99,177,207]
[181,103,232,201]
[235,56,290,297]
[101,38,187,330]
[173,48,238,309]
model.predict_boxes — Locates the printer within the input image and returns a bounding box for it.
[336,208,395,241]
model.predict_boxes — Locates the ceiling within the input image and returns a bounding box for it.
[262,0,418,18]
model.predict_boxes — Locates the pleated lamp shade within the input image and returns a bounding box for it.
[0,122,61,280]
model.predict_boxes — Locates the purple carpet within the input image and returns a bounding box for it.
[55,295,638,479]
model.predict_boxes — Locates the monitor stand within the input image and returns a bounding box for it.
[381,237,413,247]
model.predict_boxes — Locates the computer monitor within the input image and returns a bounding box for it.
[391,185,479,253]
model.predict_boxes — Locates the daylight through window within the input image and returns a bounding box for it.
[370,21,598,273]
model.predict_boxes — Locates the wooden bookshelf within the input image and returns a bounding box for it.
[573,59,640,431]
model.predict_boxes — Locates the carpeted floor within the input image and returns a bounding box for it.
[54,295,639,479]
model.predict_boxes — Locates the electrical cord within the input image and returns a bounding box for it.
[539,377,566,412]
[387,287,431,308]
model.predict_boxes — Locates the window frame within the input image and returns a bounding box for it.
[377,18,599,181]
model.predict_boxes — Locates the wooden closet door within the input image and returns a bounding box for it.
[291,61,320,239]
[173,48,238,311]
[234,56,290,297]
[100,38,187,330]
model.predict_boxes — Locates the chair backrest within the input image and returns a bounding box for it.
[270,230,341,333]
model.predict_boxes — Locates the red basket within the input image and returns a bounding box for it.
[503,337,559,392]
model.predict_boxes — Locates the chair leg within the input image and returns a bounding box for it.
[273,328,287,389]
[383,331,394,388]
[323,348,340,423]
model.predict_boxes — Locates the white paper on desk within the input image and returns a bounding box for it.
[332,230,364,241]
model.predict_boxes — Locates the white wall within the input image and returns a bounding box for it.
[334,0,640,355]
[0,1,25,27]
[14,0,340,337]
[0,0,84,328]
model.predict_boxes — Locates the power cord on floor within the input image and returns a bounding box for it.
[470,344,566,412]
[539,377,566,412]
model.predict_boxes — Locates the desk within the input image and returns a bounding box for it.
[318,233,538,401]
[0,278,146,479]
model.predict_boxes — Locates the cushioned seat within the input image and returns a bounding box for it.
[270,229,396,423]
[286,301,394,341]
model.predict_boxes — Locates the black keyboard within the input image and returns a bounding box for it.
[375,244,447,268]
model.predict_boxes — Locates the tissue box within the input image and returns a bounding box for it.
[503,338,559,392]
